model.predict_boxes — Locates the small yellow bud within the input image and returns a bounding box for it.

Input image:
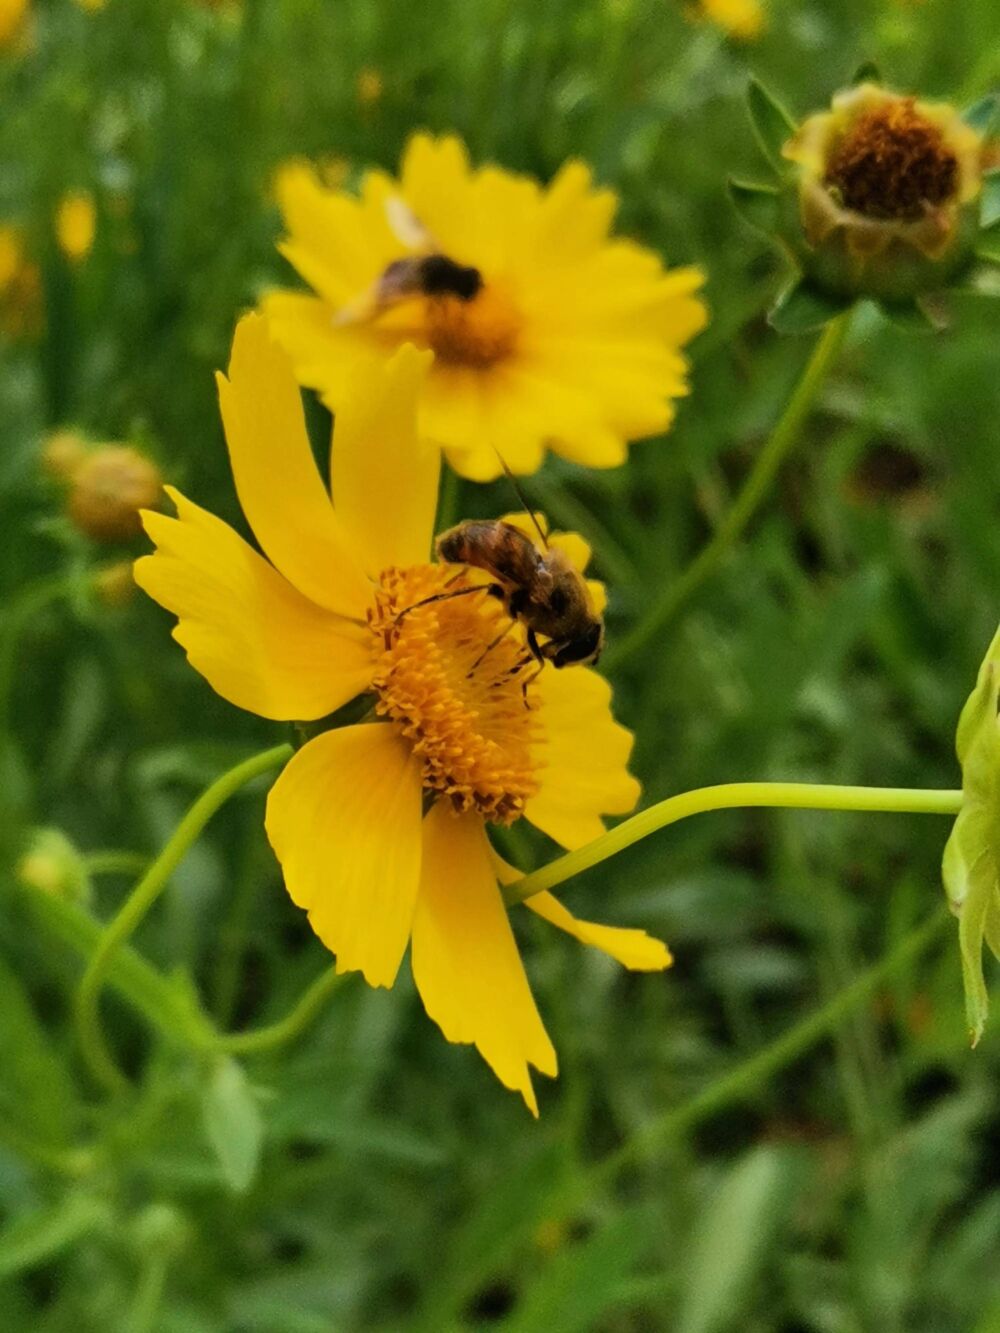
[0,223,43,340]
[67,445,162,544]
[41,428,88,480]
[356,68,383,107]
[697,0,765,40]
[93,559,136,607]
[56,190,97,263]
[16,830,89,903]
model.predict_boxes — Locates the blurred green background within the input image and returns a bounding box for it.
[3,0,1000,1328]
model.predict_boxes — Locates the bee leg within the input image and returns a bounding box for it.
[520,662,545,708]
[525,627,545,665]
[466,619,517,677]
[393,582,501,630]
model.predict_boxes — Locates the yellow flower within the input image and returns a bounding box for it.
[134,314,671,1112]
[697,0,765,41]
[0,224,42,339]
[56,190,97,263]
[263,132,707,481]
[0,0,27,47]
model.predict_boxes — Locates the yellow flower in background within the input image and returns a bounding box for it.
[268,155,350,207]
[135,314,671,1112]
[264,132,707,481]
[697,0,765,41]
[56,190,97,263]
[356,67,383,107]
[0,0,27,47]
[0,224,42,340]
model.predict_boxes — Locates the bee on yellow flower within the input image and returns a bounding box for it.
[56,190,97,263]
[135,314,672,1113]
[263,133,706,481]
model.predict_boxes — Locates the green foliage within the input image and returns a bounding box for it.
[2,0,1000,1328]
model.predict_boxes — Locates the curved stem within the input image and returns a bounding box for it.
[585,909,948,1190]
[215,967,345,1056]
[503,782,963,906]
[606,311,851,670]
[75,743,292,1094]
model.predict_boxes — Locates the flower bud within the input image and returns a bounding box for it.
[92,559,136,607]
[41,427,88,481]
[16,829,90,903]
[55,190,97,264]
[67,445,162,544]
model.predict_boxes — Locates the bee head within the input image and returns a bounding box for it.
[420,255,483,301]
[549,619,604,668]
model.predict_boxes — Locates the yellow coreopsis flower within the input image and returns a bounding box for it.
[697,0,765,41]
[135,314,671,1113]
[263,133,707,481]
[56,190,97,263]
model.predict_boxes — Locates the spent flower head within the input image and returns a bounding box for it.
[66,444,163,544]
[731,75,1000,331]
[263,132,706,480]
[135,314,671,1112]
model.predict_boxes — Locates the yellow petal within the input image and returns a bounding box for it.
[411,803,557,1115]
[526,892,672,971]
[135,488,373,721]
[265,724,423,988]
[525,667,640,849]
[330,343,438,576]
[217,313,371,620]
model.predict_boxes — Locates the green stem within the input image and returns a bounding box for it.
[75,743,292,1094]
[503,782,963,906]
[606,311,851,670]
[0,575,72,731]
[83,851,152,878]
[127,1252,170,1333]
[584,909,948,1191]
[216,967,345,1056]
[0,1116,94,1177]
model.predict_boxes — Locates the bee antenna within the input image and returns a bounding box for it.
[493,448,549,550]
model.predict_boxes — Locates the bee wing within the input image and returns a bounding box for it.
[385,194,437,251]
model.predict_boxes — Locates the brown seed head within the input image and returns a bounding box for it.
[825,98,959,221]
[68,445,162,543]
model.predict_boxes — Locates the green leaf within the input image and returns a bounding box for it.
[0,952,81,1144]
[980,174,1000,231]
[676,1146,801,1333]
[768,280,852,334]
[728,178,781,235]
[850,60,882,86]
[202,1057,264,1194]
[746,78,797,172]
[880,298,944,335]
[942,624,1000,1044]
[964,94,1000,137]
[0,1194,107,1280]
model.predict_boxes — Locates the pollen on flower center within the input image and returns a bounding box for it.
[825,98,959,221]
[424,283,521,368]
[368,564,541,823]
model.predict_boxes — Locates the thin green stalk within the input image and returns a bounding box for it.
[503,782,963,906]
[584,909,948,1191]
[126,1252,170,1333]
[75,743,292,1094]
[83,851,152,878]
[0,1117,94,1177]
[0,574,72,731]
[606,311,851,670]
[216,967,345,1056]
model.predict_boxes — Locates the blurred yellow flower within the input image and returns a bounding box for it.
[56,190,97,263]
[68,445,163,543]
[0,0,28,47]
[0,224,42,339]
[268,155,350,207]
[264,132,707,480]
[697,0,765,40]
[356,67,383,106]
[135,314,671,1113]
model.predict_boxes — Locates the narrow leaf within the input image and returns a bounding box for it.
[0,1194,107,1280]
[768,281,852,334]
[964,94,1000,137]
[202,1057,264,1193]
[728,178,781,234]
[881,298,944,335]
[747,78,797,172]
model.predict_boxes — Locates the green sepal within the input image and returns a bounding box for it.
[768,279,852,334]
[979,173,1000,231]
[879,297,944,335]
[850,61,882,87]
[728,178,781,234]
[963,93,1000,137]
[747,78,797,173]
[942,624,1000,1045]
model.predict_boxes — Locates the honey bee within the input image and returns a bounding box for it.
[335,196,483,326]
[434,516,605,680]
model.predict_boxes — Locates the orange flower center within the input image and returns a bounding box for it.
[368,564,541,823]
[825,98,958,221]
[424,283,521,368]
